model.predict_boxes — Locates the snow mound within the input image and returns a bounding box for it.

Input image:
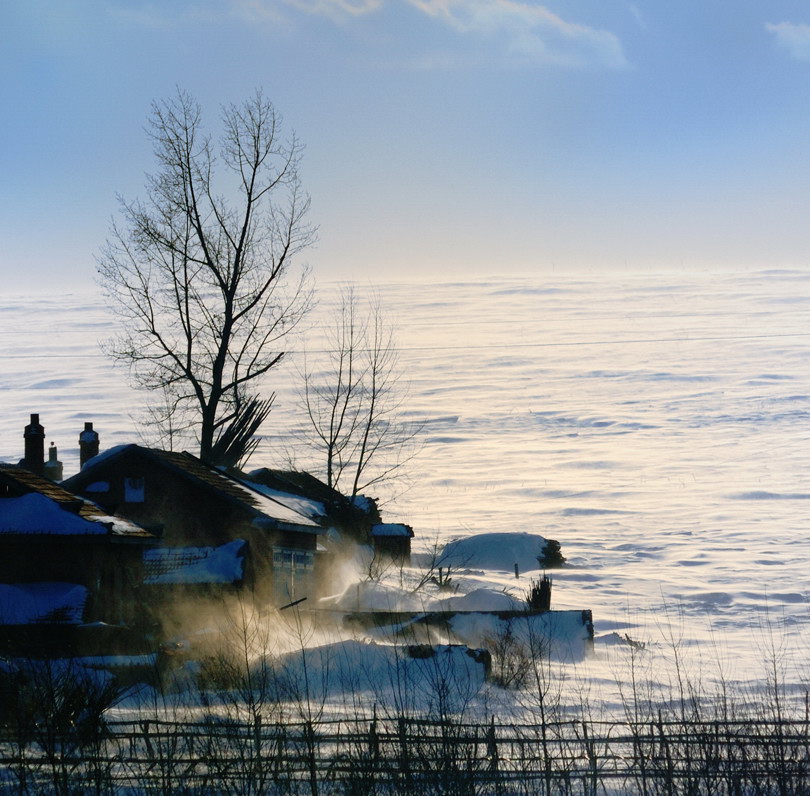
[440,532,549,573]
[261,640,488,710]
[436,588,522,612]
[450,610,592,663]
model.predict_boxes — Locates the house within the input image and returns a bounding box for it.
[370,523,414,562]
[0,463,155,655]
[62,445,327,608]
[4,414,417,654]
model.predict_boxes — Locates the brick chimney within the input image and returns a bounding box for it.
[43,442,63,482]
[23,413,45,476]
[79,421,100,468]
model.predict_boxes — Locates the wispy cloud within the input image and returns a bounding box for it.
[266,0,627,68]
[407,0,627,68]
[766,21,810,61]
[104,0,627,69]
[105,1,289,28]
[279,0,382,19]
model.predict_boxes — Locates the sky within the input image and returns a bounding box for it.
[2,0,810,290]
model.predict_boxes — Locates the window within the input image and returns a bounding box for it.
[272,547,314,602]
[124,477,145,503]
[272,547,314,573]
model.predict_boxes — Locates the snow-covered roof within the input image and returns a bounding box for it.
[0,492,149,538]
[0,492,150,537]
[71,445,321,532]
[0,493,107,535]
[226,476,321,529]
[143,539,246,585]
[0,463,153,539]
[243,480,326,522]
[80,443,132,470]
[0,582,88,625]
[371,523,414,537]
[352,495,376,514]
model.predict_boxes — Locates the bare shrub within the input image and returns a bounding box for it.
[482,619,532,690]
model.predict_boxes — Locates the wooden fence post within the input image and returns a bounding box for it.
[305,721,318,796]
[369,707,379,763]
[487,716,498,766]
[399,716,411,788]
[582,720,597,796]
[141,720,154,760]
[657,710,674,796]
[254,714,262,759]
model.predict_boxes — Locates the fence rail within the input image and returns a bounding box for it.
[2,714,810,794]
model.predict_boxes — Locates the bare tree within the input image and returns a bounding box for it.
[299,286,421,498]
[98,89,314,465]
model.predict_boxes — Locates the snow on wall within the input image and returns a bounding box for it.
[143,539,246,585]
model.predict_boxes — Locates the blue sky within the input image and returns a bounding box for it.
[2,0,810,290]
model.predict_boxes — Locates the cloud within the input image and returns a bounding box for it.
[279,0,382,18]
[406,0,627,68]
[766,21,810,61]
[104,1,290,28]
[270,0,627,68]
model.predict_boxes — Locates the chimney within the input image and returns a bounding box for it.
[23,413,45,476]
[79,421,100,468]
[43,442,63,482]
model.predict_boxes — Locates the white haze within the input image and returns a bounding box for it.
[1,268,809,697]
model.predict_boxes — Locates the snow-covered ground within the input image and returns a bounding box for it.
[2,268,809,711]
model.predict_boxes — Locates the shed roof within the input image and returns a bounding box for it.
[248,468,347,506]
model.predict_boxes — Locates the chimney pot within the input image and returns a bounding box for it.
[79,421,100,468]
[23,413,45,476]
[44,442,63,482]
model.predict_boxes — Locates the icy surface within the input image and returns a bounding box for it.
[1,269,809,695]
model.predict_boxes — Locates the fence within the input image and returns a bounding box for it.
[2,713,810,794]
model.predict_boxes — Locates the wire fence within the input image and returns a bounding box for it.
[2,713,810,794]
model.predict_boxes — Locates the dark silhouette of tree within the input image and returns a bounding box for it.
[299,286,422,498]
[98,90,314,465]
